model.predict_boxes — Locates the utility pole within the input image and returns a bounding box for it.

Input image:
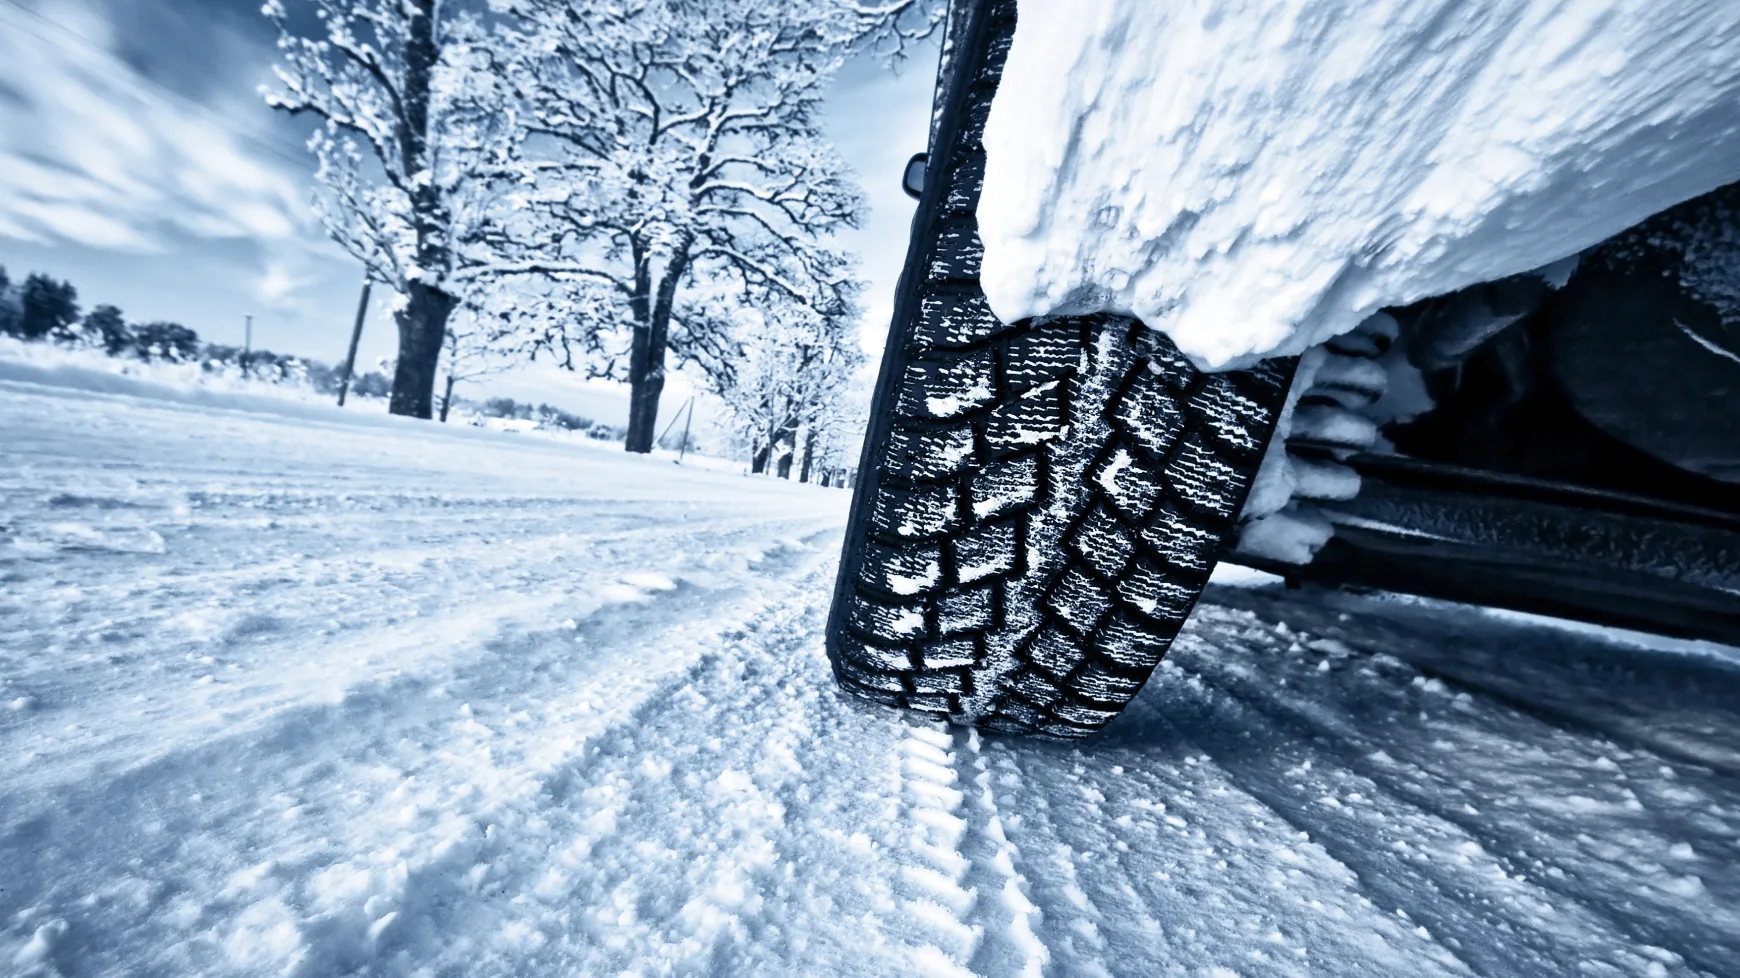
[655,395,694,454]
[678,398,695,463]
[244,314,253,353]
[337,280,373,407]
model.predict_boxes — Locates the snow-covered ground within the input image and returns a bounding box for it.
[3,372,1738,977]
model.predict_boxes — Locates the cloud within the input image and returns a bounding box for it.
[254,256,313,307]
[0,0,311,252]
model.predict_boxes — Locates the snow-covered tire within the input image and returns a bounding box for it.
[826,0,1297,739]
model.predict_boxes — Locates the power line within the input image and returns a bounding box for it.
[0,0,315,170]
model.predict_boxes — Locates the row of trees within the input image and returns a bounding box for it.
[0,264,374,392]
[262,0,939,467]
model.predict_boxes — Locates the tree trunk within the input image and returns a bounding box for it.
[798,428,817,483]
[387,0,454,421]
[625,240,691,453]
[751,440,770,475]
[774,418,798,479]
[388,282,455,419]
[439,369,457,422]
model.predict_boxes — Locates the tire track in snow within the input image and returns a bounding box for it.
[380,558,939,976]
[0,537,852,977]
[1154,612,1727,978]
[873,718,1056,977]
[888,721,982,976]
[953,727,1050,978]
[1097,689,1480,977]
[971,747,1117,978]
[1182,602,1740,962]
[0,513,840,793]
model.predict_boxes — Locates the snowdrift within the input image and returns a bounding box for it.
[978,0,1740,368]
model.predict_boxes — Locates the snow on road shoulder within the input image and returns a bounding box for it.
[980,0,1740,367]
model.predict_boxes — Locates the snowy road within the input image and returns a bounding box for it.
[3,374,1738,977]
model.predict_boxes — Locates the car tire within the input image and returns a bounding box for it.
[825,0,1297,738]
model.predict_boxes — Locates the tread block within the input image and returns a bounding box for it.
[905,692,956,714]
[910,669,970,695]
[913,291,1009,351]
[1092,446,1163,522]
[1027,625,1087,679]
[938,586,997,637]
[1044,566,1114,636]
[986,381,1067,456]
[1093,611,1176,672]
[927,218,983,281]
[1189,374,1269,457]
[1004,321,1083,395]
[846,594,929,644]
[836,657,909,694]
[920,636,979,669]
[1074,663,1148,703]
[1039,722,1100,740]
[1117,557,1200,622]
[859,539,946,597]
[884,423,977,482]
[1068,505,1135,579]
[1127,324,1197,389]
[1037,692,1120,723]
[958,89,994,151]
[1047,697,1123,727]
[943,151,986,214]
[975,10,1017,88]
[897,350,997,420]
[1165,434,1246,520]
[994,697,1050,729]
[981,715,1037,735]
[970,454,1040,520]
[951,519,1019,583]
[1112,370,1187,458]
[1137,505,1221,576]
[837,683,903,708]
[836,635,914,673]
[1005,666,1065,707]
[873,482,962,541]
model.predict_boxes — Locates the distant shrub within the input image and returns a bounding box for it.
[82,305,133,355]
[480,396,526,419]
[133,321,202,362]
[349,370,392,398]
[17,274,79,341]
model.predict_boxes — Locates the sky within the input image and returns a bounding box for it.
[0,0,937,429]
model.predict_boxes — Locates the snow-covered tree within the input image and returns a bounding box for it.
[435,295,527,423]
[476,0,936,453]
[262,0,508,419]
[684,284,865,478]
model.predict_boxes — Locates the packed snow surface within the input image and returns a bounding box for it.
[979,0,1740,368]
[3,368,1740,975]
